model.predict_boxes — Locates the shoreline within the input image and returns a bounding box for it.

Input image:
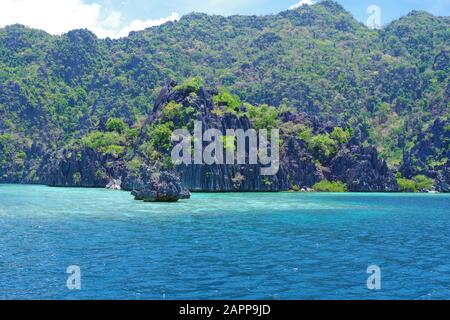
[0,183,447,194]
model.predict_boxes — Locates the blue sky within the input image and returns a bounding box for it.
[0,0,448,38]
[91,0,450,24]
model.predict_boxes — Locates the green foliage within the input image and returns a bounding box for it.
[298,127,350,162]
[309,134,338,160]
[313,180,348,192]
[428,158,448,169]
[95,169,107,179]
[106,118,127,134]
[126,157,143,174]
[0,133,14,143]
[298,126,313,142]
[221,135,236,152]
[245,103,279,130]
[445,125,450,133]
[397,177,417,192]
[330,127,351,144]
[104,145,124,158]
[397,175,435,192]
[126,128,139,141]
[81,131,125,155]
[262,176,272,186]
[0,133,32,179]
[0,4,448,186]
[173,77,203,94]
[213,90,241,114]
[412,175,434,191]
[161,101,183,120]
[148,122,174,152]
[375,102,391,122]
[161,101,197,128]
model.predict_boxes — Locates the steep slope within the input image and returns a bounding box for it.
[0,0,448,191]
[40,80,398,192]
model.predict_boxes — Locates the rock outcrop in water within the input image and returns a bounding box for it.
[39,146,125,187]
[0,5,448,196]
[150,80,290,192]
[132,80,398,193]
[106,178,122,190]
[131,169,191,202]
[23,80,402,196]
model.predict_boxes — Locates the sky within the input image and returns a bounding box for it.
[0,0,448,39]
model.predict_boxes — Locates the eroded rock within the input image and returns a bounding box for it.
[106,178,122,190]
[132,170,191,202]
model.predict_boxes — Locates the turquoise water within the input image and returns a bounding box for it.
[0,185,450,300]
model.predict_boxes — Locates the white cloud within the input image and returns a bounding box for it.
[289,0,316,10]
[0,0,179,39]
[116,12,180,38]
[182,0,260,15]
[0,0,101,34]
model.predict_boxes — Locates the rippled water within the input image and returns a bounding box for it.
[1,184,450,300]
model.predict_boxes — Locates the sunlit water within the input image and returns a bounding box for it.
[0,184,449,300]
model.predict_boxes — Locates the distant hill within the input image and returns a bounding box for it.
[0,0,448,192]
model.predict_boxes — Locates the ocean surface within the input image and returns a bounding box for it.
[0,184,449,300]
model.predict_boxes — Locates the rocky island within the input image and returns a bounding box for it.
[0,1,449,200]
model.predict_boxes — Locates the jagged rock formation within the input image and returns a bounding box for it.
[33,81,400,195]
[139,81,398,193]
[38,146,127,187]
[150,80,290,192]
[329,144,398,192]
[401,118,450,192]
[1,1,448,194]
[131,169,190,202]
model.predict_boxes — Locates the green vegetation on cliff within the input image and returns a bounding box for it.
[313,180,348,192]
[0,1,448,190]
[397,174,435,192]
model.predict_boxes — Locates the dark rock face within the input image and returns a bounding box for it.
[147,81,398,192]
[278,135,323,188]
[178,163,288,192]
[329,145,398,192]
[438,167,450,192]
[39,147,125,187]
[151,81,292,192]
[401,118,450,192]
[433,49,449,73]
[28,81,403,195]
[175,119,290,192]
[132,170,191,202]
